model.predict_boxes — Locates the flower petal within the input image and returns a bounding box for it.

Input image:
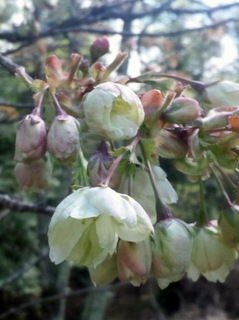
[48,217,91,264]
[95,215,118,255]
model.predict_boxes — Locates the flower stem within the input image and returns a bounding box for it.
[210,164,233,207]
[32,90,46,116]
[196,178,209,227]
[51,92,67,116]
[100,134,142,187]
[100,153,124,186]
[139,140,173,221]
[214,163,237,190]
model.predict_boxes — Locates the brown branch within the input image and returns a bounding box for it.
[0,101,34,108]
[169,2,239,15]
[1,16,238,57]
[40,17,239,38]
[0,53,23,74]
[0,2,239,49]
[0,194,55,217]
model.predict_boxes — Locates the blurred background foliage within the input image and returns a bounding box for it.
[1,0,239,319]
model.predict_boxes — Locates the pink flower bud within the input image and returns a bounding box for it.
[15,156,52,191]
[14,114,47,163]
[90,37,110,62]
[87,142,121,188]
[47,114,80,166]
[117,239,152,286]
[140,89,164,127]
[45,55,64,88]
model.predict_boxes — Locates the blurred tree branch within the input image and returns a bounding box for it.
[0,194,55,217]
[0,1,239,55]
[0,101,34,108]
[0,53,23,74]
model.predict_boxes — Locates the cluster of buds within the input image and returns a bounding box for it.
[14,92,81,190]
[14,37,239,288]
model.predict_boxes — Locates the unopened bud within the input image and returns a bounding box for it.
[15,156,52,191]
[15,114,47,163]
[45,55,64,88]
[202,106,239,130]
[90,36,110,62]
[88,142,120,188]
[117,239,152,286]
[151,218,193,289]
[47,114,80,166]
[140,89,164,124]
[163,97,203,124]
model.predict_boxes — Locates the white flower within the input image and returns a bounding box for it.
[83,82,145,140]
[48,186,153,268]
[187,225,238,282]
[151,219,193,289]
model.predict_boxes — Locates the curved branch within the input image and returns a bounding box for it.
[41,18,239,39]
[1,17,238,56]
[0,53,23,74]
[0,194,55,217]
[0,2,239,49]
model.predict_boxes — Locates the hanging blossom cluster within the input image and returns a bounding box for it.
[14,36,239,288]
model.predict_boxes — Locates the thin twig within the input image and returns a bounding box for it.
[0,53,22,74]
[0,249,49,290]
[0,16,238,56]
[0,281,128,319]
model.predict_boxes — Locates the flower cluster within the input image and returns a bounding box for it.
[14,37,239,289]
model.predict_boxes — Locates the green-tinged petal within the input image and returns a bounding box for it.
[187,262,200,281]
[50,187,100,221]
[68,223,104,267]
[116,210,153,242]
[187,226,237,282]
[90,187,138,226]
[152,165,178,204]
[89,254,118,286]
[48,217,91,264]
[95,215,118,255]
